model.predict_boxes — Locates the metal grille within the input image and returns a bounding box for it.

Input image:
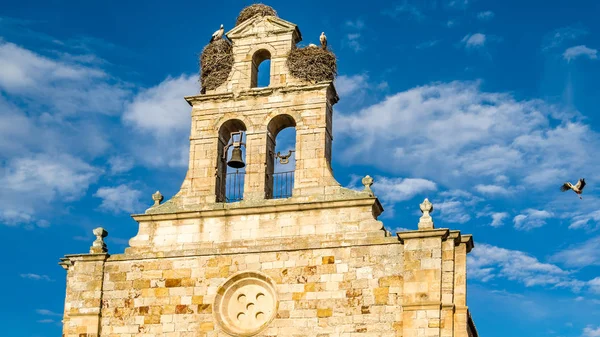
[272,171,294,199]
[225,170,245,203]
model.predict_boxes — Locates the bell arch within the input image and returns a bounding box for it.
[217,119,247,202]
[251,49,272,88]
[265,114,297,199]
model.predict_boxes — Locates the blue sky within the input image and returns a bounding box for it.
[1,0,599,336]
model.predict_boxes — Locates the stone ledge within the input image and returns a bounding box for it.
[114,234,399,261]
[184,82,333,106]
[402,301,442,311]
[138,195,381,219]
[397,228,450,242]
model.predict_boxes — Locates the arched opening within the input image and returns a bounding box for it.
[265,114,296,199]
[217,119,247,203]
[251,49,271,88]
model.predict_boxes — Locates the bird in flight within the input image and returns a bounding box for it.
[210,24,224,43]
[560,178,586,199]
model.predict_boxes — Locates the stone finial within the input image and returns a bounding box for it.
[89,227,108,254]
[362,175,374,195]
[418,198,435,230]
[152,190,164,206]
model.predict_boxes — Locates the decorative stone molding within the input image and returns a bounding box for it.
[418,198,435,230]
[152,190,164,206]
[89,227,108,254]
[362,175,374,196]
[214,271,278,336]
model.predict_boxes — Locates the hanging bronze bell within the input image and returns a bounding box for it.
[227,147,245,169]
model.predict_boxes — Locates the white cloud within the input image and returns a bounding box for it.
[550,236,600,268]
[563,45,598,62]
[20,273,53,281]
[122,75,197,168]
[123,74,196,135]
[477,11,495,20]
[371,176,437,204]
[447,20,456,27]
[107,156,134,175]
[588,277,600,294]
[93,184,144,214]
[462,33,486,48]
[0,41,128,116]
[490,212,509,227]
[583,326,600,337]
[513,209,553,230]
[0,154,100,225]
[335,74,368,96]
[569,210,600,230]
[433,189,481,224]
[474,184,512,196]
[469,243,584,290]
[335,81,600,200]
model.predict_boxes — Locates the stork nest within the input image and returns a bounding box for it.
[286,46,337,83]
[199,39,234,91]
[236,4,278,26]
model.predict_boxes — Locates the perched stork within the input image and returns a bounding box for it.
[320,32,327,49]
[210,24,224,43]
[560,178,586,199]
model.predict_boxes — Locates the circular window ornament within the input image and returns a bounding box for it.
[214,271,278,336]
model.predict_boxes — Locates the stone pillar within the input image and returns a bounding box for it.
[59,228,109,337]
[243,131,268,201]
[453,235,473,337]
[398,199,447,337]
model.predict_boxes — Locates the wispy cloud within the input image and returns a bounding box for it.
[36,309,62,316]
[469,243,585,291]
[583,325,600,337]
[20,273,53,281]
[474,184,512,196]
[489,212,509,227]
[345,33,363,52]
[563,45,598,62]
[513,209,553,230]
[477,11,495,20]
[550,236,600,268]
[416,40,440,49]
[345,19,365,30]
[542,25,589,51]
[93,184,144,214]
[335,74,368,96]
[461,33,486,48]
[372,176,437,204]
[384,2,424,21]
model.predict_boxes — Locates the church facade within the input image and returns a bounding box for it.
[59,8,479,337]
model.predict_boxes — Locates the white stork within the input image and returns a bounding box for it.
[320,32,327,49]
[308,43,318,48]
[210,24,224,43]
[560,178,586,199]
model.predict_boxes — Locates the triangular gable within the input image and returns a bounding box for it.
[226,16,302,43]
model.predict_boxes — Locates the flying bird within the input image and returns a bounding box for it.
[560,178,586,199]
[210,24,224,43]
[320,32,327,49]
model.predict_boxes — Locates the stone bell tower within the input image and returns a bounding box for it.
[59,5,479,337]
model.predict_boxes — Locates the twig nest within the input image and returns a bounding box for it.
[286,46,337,83]
[236,4,278,26]
[200,39,233,91]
